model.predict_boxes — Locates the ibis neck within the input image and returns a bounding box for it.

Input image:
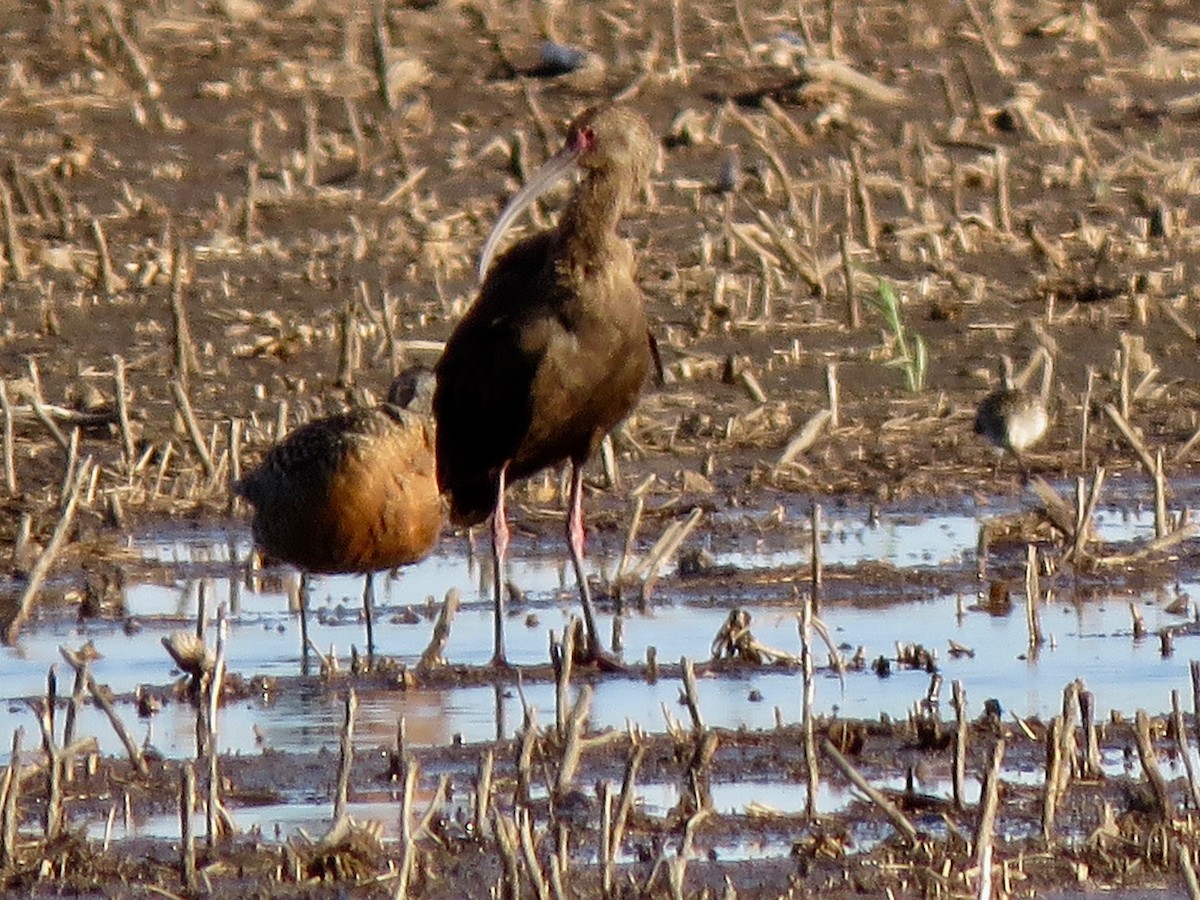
[556,166,632,267]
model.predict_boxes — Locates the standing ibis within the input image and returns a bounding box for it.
[434,105,657,668]
[235,366,443,664]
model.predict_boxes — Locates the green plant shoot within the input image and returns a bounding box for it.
[866,280,927,392]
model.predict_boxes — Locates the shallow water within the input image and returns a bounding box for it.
[715,503,1161,571]
[74,751,1149,860]
[3,494,1191,862]
[0,501,1195,765]
[82,798,422,845]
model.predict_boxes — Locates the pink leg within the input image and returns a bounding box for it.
[490,465,510,667]
[567,461,606,662]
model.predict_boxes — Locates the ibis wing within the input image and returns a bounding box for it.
[433,235,556,525]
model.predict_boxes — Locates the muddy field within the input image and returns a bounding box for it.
[2,0,1200,896]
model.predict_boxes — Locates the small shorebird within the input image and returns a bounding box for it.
[974,353,1050,478]
[434,105,658,668]
[235,366,443,665]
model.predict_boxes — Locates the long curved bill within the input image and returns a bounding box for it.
[477,145,582,283]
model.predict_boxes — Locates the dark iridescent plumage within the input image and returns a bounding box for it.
[434,106,657,666]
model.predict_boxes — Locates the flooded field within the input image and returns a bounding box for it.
[3,489,1199,891]
[4,494,1197,759]
[2,0,1200,894]
[4,474,1200,897]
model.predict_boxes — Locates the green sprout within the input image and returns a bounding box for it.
[866,280,927,393]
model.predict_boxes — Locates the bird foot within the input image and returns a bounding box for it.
[488,653,516,672]
[578,641,626,673]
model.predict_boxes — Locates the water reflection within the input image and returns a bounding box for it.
[0,503,1191,763]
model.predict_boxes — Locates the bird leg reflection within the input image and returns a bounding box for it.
[298,572,311,676]
[1014,452,1031,486]
[567,461,620,669]
[363,571,376,665]
[490,464,511,667]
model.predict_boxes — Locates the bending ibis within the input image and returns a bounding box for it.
[974,353,1050,478]
[434,105,657,668]
[235,366,443,664]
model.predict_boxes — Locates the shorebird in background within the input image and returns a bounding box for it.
[975,351,1051,479]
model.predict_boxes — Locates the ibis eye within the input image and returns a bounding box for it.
[570,125,596,153]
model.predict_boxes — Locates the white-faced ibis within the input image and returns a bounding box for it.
[235,366,443,664]
[974,354,1050,478]
[434,105,657,668]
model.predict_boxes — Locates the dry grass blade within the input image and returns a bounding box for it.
[1179,840,1200,900]
[417,589,460,673]
[1102,403,1156,476]
[1092,515,1195,568]
[1133,709,1172,820]
[4,459,93,645]
[333,690,358,823]
[0,381,15,494]
[801,55,909,103]
[0,179,28,281]
[631,507,704,592]
[822,738,917,844]
[777,409,831,468]
[975,738,1006,900]
[171,379,215,480]
[87,675,148,776]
